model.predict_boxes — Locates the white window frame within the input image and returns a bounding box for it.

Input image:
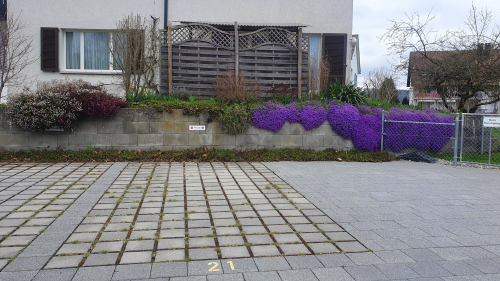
[61,29,121,74]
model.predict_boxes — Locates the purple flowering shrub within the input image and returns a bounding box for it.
[286,103,301,123]
[327,103,360,139]
[298,103,327,130]
[252,103,289,132]
[352,114,382,151]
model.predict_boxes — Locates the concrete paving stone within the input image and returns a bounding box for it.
[346,252,387,266]
[292,224,320,233]
[158,238,186,249]
[312,267,355,281]
[375,264,420,279]
[99,232,128,242]
[324,232,355,241]
[0,227,16,236]
[243,271,282,281]
[126,240,155,251]
[220,246,250,258]
[407,261,454,278]
[254,256,291,271]
[206,273,244,281]
[278,269,319,281]
[155,250,186,262]
[57,243,92,255]
[112,264,152,280]
[189,237,216,248]
[24,218,55,226]
[464,258,500,274]
[131,230,157,240]
[245,234,273,245]
[189,248,218,260]
[45,255,83,269]
[213,219,236,227]
[375,250,415,263]
[308,242,340,254]
[134,222,158,230]
[316,253,355,267]
[120,251,153,264]
[285,217,310,224]
[105,223,132,232]
[160,229,186,238]
[0,219,26,227]
[32,268,77,281]
[0,270,38,281]
[151,262,187,278]
[267,225,294,233]
[218,236,244,246]
[188,260,223,276]
[279,244,311,255]
[189,228,214,237]
[437,260,483,276]
[285,255,324,269]
[0,246,24,258]
[316,223,344,232]
[75,224,104,232]
[402,248,444,262]
[299,233,329,243]
[12,226,46,235]
[93,241,124,253]
[336,241,367,253]
[250,245,281,256]
[73,265,116,281]
[3,255,51,271]
[0,258,8,270]
[84,253,119,266]
[273,234,301,244]
[344,265,389,281]
[1,235,36,246]
[162,221,186,229]
[262,217,286,225]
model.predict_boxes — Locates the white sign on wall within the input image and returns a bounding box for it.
[483,117,500,128]
[189,125,206,131]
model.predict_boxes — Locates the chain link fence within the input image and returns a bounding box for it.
[460,114,500,166]
[381,111,500,167]
[381,111,459,164]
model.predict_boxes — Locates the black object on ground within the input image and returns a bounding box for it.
[399,151,437,163]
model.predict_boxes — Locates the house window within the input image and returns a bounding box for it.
[64,31,120,72]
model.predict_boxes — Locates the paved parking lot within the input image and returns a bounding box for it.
[0,160,499,280]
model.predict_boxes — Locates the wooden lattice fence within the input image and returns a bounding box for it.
[160,23,309,97]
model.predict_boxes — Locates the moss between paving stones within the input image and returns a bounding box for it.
[0,148,396,163]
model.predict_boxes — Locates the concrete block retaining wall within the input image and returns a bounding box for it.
[0,108,353,151]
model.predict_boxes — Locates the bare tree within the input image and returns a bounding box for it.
[0,9,37,101]
[110,14,161,98]
[380,4,500,112]
[363,66,399,102]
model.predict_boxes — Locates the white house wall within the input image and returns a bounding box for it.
[9,0,352,96]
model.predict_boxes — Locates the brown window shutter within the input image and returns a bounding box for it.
[322,33,347,84]
[41,27,59,72]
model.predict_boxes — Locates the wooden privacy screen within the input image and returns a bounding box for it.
[161,24,309,97]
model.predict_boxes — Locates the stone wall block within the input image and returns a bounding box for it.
[28,135,58,149]
[189,134,213,146]
[110,134,138,146]
[57,135,69,148]
[290,123,307,135]
[281,135,302,147]
[97,122,124,134]
[236,134,259,147]
[259,135,281,148]
[124,122,149,134]
[138,134,163,146]
[150,121,175,134]
[311,124,332,135]
[0,134,29,148]
[205,122,222,134]
[175,122,194,134]
[74,122,97,134]
[172,109,185,121]
[164,134,189,146]
[345,139,354,149]
[133,108,158,122]
[323,136,345,149]
[303,135,324,148]
[280,122,292,135]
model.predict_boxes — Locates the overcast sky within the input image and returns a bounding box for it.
[353,0,500,88]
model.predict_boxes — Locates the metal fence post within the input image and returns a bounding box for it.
[381,111,386,151]
[453,113,459,166]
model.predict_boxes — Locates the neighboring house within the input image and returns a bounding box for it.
[407,50,500,113]
[8,0,354,97]
[349,34,360,86]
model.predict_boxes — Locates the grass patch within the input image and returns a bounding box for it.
[0,148,396,163]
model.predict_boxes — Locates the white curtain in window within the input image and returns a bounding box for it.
[84,32,109,70]
[112,33,126,70]
[66,32,81,69]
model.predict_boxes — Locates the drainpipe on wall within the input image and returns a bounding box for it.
[164,0,168,29]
